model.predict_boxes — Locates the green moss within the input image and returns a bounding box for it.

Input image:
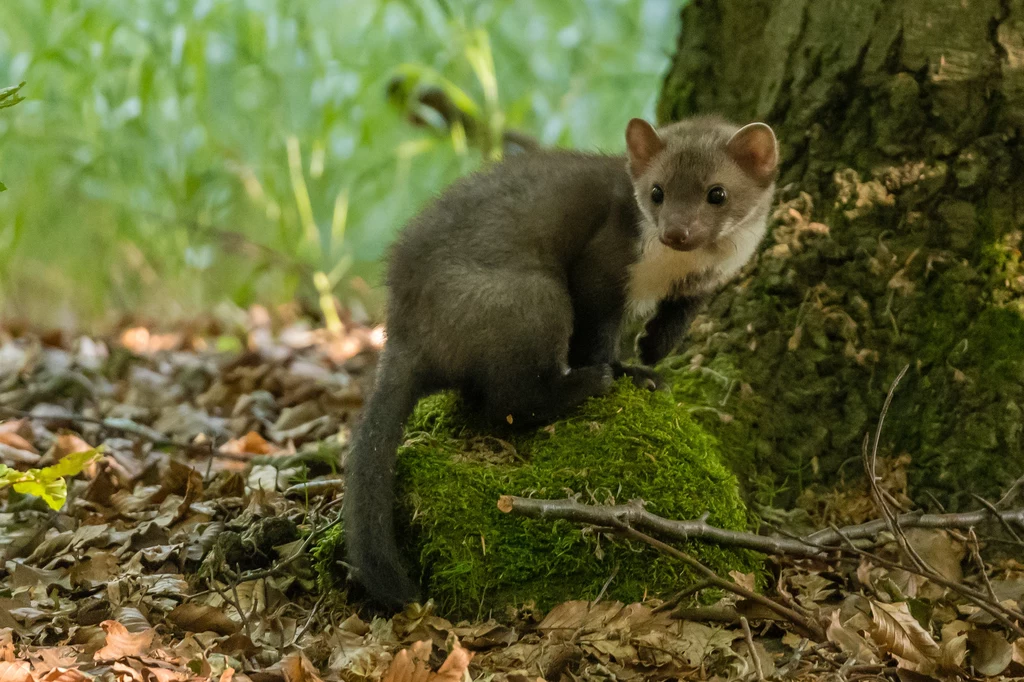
[312,522,345,592]
[395,380,758,619]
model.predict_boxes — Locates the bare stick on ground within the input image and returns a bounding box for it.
[497,495,1024,557]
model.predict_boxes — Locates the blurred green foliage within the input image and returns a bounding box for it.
[0,0,678,327]
[0,82,24,191]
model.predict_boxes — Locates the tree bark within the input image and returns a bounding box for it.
[657,0,1024,509]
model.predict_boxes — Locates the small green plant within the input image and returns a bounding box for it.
[0,82,24,192]
[0,448,103,510]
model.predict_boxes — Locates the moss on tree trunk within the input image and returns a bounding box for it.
[656,0,1024,509]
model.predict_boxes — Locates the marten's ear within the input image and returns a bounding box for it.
[727,123,779,185]
[626,118,664,177]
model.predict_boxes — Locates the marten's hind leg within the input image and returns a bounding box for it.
[482,363,613,427]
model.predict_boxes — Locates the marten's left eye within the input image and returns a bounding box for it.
[706,186,727,205]
[650,184,664,204]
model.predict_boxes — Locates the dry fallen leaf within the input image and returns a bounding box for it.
[52,433,94,459]
[0,661,32,682]
[826,610,879,664]
[38,667,91,682]
[382,640,473,682]
[968,629,1013,677]
[729,570,756,592]
[0,424,37,454]
[220,431,278,457]
[281,653,323,682]
[167,604,240,637]
[93,620,156,661]
[869,601,940,672]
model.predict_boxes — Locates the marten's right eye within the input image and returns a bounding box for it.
[650,184,664,204]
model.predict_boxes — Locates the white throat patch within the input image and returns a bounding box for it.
[626,212,768,318]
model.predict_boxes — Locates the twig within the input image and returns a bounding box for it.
[590,564,618,608]
[499,496,821,557]
[210,576,254,641]
[284,478,345,497]
[614,524,825,640]
[290,592,327,647]
[997,471,1024,509]
[971,493,1023,544]
[968,528,999,604]
[498,495,1024,558]
[803,508,1024,545]
[741,616,766,682]
[653,578,714,614]
[862,365,935,575]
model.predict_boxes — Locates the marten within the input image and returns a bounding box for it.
[343,115,779,608]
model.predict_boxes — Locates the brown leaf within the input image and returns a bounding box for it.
[869,601,940,672]
[827,610,879,664]
[219,431,278,457]
[145,460,195,505]
[938,634,968,672]
[675,622,740,669]
[729,570,756,592]
[0,661,32,682]
[281,653,323,682]
[93,620,156,661]
[38,668,90,682]
[382,640,473,682]
[146,667,189,682]
[382,640,432,682]
[166,604,240,636]
[31,647,79,675]
[52,433,94,459]
[112,607,152,634]
[212,633,259,658]
[0,631,12,663]
[451,622,516,650]
[433,643,473,682]
[0,424,37,454]
[0,442,40,466]
[968,629,1012,677]
[903,529,965,583]
[537,601,624,640]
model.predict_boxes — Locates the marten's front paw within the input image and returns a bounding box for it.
[613,363,666,392]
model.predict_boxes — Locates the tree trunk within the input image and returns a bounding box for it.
[656,0,1024,509]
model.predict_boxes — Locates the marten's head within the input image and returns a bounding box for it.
[626,116,778,253]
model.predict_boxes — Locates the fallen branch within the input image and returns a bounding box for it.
[497,495,1024,558]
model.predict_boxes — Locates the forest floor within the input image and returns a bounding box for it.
[1,311,1023,682]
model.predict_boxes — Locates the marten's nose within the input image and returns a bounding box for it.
[660,226,699,251]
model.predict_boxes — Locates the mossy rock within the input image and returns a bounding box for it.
[395,379,759,619]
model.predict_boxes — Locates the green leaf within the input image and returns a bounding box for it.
[0,448,103,510]
[0,82,24,110]
[12,477,68,511]
[42,448,104,481]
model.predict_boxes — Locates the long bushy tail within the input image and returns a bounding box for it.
[343,347,422,608]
